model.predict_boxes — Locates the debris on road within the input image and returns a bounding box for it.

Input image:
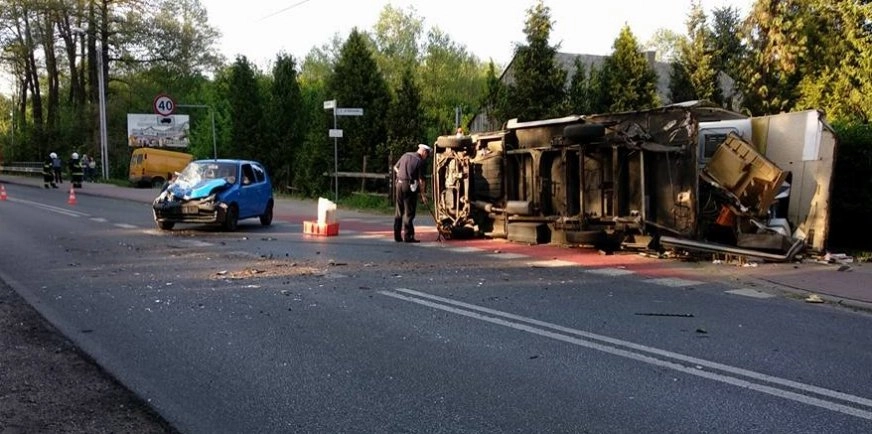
[805,294,825,303]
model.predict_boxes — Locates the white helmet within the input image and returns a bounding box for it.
[50,152,57,159]
[72,152,79,159]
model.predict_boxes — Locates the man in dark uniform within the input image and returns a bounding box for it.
[43,153,58,188]
[69,152,84,188]
[393,144,431,243]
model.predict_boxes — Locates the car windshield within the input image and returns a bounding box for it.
[176,161,237,186]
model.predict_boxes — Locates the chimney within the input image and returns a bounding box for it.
[645,50,657,66]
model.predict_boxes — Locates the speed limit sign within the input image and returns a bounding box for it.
[153,94,176,116]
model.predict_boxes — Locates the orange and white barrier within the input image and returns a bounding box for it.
[303,197,339,236]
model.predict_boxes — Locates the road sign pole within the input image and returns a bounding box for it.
[333,108,338,202]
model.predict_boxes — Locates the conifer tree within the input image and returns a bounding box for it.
[386,67,425,159]
[505,0,567,120]
[671,1,721,104]
[328,28,391,173]
[601,25,660,112]
[227,56,265,160]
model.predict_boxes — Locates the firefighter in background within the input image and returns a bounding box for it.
[69,152,84,188]
[43,153,58,188]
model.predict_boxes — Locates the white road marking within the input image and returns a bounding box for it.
[644,278,705,287]
[113,223,138,229]
[726,288,777,299]
[485,253,530,260]
[529,259,576,268]
[347,234,383,240]
[182,240,214,247]
[447,246,484,253]
[9,197,88,218]
[584,267,635,276]
[381,288,872,421]
[90,217,108,223]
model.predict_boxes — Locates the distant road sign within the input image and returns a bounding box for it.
[323,100,336,110]
[329,129,343,138]
[336,108,364,116]
[153,94,176,116]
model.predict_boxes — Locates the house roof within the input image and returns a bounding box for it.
[500,51,672,102]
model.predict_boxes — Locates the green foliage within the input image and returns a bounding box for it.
[386,67,425,159]
[670,1,721,104]
[264,53,304,186]
[795,0,872,123]
[710,7,743,83]
[505,1,567,120]
[668,61,696,103]
[737,0,810,115]
[226,56,265,160]
[372,5,423,90]
[418,28,487,140]
[480,60,509,127]
[601,25,660,112]
[645,28,685,62]
[290,84,331,196]
[338,192,393,214]
[328,28,391,176]
[828,122,872,249]
[566,57,596,114]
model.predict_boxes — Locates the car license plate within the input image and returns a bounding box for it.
[183,205,198,214]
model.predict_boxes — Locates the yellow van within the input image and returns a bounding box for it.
[129,148,194,188]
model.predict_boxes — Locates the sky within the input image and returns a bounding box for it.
[199,0,754,70]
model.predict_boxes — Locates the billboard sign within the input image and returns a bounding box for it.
[127,114,190,148]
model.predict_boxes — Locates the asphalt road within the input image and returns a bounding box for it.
[2,183,871,432]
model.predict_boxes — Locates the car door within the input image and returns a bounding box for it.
[239,163,271,218]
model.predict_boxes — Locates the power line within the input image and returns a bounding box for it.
[258,0,315,22]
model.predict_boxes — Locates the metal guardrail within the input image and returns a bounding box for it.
[0,162,43,174]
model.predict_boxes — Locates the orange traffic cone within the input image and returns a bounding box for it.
[0,184,7,201]
[67,186,77,205]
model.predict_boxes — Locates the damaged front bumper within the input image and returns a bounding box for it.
[153,195,228,225]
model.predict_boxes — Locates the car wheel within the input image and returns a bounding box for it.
[151,177,165,189]
[223,204,239,231]
[260,201,274,226]
[156,220,174,230]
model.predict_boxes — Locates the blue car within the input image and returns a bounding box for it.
[152,159,274,231]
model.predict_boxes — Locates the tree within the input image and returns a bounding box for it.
[327,28,390,174]
[668,61,696,104]
[418,27,486,139]
[795,0,872,123]
[710,6,743,81]
[479,60,508,128]
[226,56,265,160]
[710,6,744,109]
[372,5,423,90]
[601,25,660,112]
[265,53,304,184]
[505,0,567,120]
[566,56,596,114]
[670,1,721,104]
[737,0,810,115]
[386,67,424,160]
[645,28,684,62]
